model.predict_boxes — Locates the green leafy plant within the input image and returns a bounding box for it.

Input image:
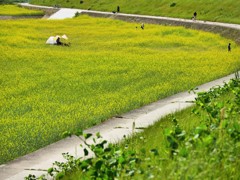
[25,130,143,179]
[170,2,176,7]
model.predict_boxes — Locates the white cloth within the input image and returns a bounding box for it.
[46,36,56,45]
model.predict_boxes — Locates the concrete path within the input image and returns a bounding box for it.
[48,8,82,19]
[0,72,238,180]
[19,3,240,31]
[19,3,82,19]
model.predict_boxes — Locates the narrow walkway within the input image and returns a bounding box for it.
[0,73,237,180]
[19,3,240,31]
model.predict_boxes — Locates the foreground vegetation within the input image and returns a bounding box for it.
[31,0,240,24]
[26,77,240,180]
[1,15,240,164]
[0,5,43,16]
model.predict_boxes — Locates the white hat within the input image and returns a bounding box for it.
[62,34,68,40]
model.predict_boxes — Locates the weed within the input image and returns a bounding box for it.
[170,2,176,7]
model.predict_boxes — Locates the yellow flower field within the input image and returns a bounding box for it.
[0,5,43,16]
[0,15,239,164]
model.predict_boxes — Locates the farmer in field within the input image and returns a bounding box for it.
[141,23,144,30]
[117,6,120,13]
[55,35,70,46]
[56,37,63,45]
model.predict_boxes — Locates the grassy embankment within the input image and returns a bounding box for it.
[122,87,240,179]
[65,78,240,180]
[1,15,240,164]
[30,0,240,24]
[0,4,44,16]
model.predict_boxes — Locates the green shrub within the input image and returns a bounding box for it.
[170,2,176,7]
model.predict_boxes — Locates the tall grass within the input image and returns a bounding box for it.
[30,0,240,24]
[0,15,240,164]
[0,5,44,16]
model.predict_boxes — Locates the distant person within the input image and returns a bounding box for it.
[193,12,197,20]
[56,37,62,45]
[56,37,70,46]
[228,43,231,52]
[117,6,120,13]
[54,4,60,8]
[141,23,144,30]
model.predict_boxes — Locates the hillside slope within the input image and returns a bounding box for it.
[30,0,240,24]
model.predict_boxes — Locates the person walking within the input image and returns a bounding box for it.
[117,6,120,13]
[193,12,197,20]
[228,43,231,52]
